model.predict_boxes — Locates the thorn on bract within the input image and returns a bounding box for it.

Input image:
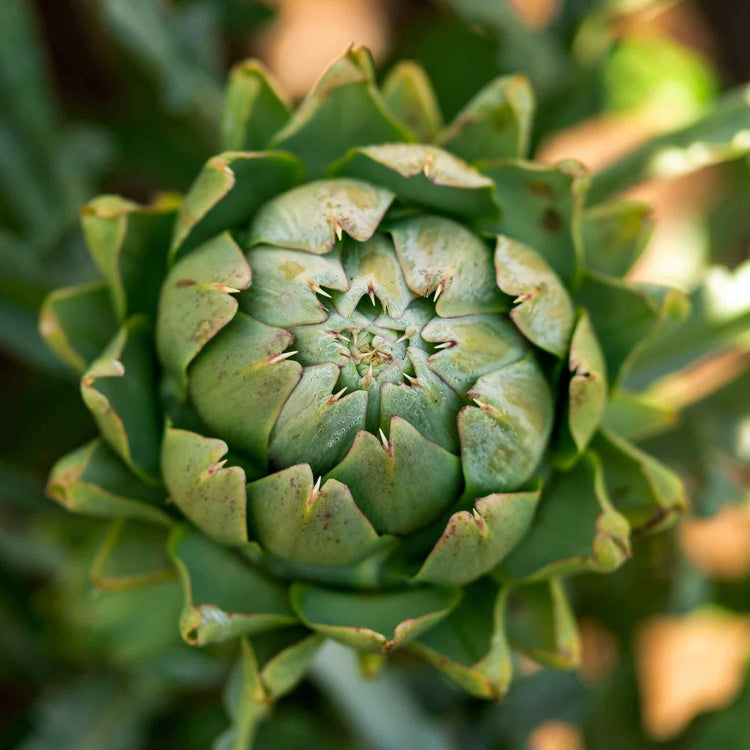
[210,283,240,294]
[378,428,389,449]
[331,216,344,241]
[365,362,374,383]
[472,398,489,412]
[267,350,298,364]
[310,281,332,298]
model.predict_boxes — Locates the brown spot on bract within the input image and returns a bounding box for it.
[527,179,555,199]
[177,279,197,288]
[541,208,562,234]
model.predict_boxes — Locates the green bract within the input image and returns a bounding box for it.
[41,48,694,734]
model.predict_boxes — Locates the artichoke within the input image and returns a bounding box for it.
[41,47,697,736]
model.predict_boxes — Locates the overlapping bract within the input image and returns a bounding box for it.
[41,48,693,715]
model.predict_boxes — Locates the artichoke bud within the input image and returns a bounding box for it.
[41,46,693,703]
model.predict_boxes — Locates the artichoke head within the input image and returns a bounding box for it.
[41,48,690,703]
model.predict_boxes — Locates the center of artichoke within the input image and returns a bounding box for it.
[318,301,420,391]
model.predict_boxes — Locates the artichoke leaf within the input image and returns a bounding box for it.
[479,158,588,287]
[382,61,443,143]
[290,582,461,653]
[416,483,541,586]
[170,151,304,260]
[380,346,463,453]
[438,74,535,161]
[504,579,581,669]
[583,200,654,278]
[268,364,367,475]
[494,235,574,357]
[408,579,513,698]
[157,232,252,395]
[592,429,687,532]
[391,215,506,316]
[162,426,248,545]
[459,354,553,496]
[247,464,380,567]
[498,453,631,580]
[556,311,608,464]
[576,270,690,386]
[91,519,175,591]
[82,193,178,321]
[189,312,302,467]
[269,46,414,177]
[39,282,117,374]
[335,234,415,319]
[216,632,324,750]
[169,526,296,647]
[221,59,291,151]
[422,313,526,396]
[601,389,679,442]
[47,439,170,525]
[81,316,162,483]
[325,416,463,536]
[240,245,348,326]
[333,143,500,219]
[248,178,394,254]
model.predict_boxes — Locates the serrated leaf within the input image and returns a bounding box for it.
[480,159,588,286]
[82,193,179,320]
[46,439,170,524]
[459,354,553,496]
[247,463,380,567]
[157,232,251,395]
[162,426,248,545]
[583,200,654,278]
[504,579,581,669]
[291,582,460,653]
[592,430,687,532]
[188,312,301,467]
[81,316,162,483]
[169,526,296,646]
[576,271,690,386]
[268,46,414,177]
[498,453,630,580]
[438,74,534,160]
[494,235,574,357]
[91,519,174,591]
[334,143,500,219]
[382,61,443,142]
[416,485,540,586]
[39,283,118,374]
[409,578,513,698]
[170,151,303,260]
[221,58,290,151]
[325,416,463,536]
[247,178,394,254]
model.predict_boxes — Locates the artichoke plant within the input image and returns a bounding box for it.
[41,46,717,742]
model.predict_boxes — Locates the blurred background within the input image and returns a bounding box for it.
[1,0,748,747]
